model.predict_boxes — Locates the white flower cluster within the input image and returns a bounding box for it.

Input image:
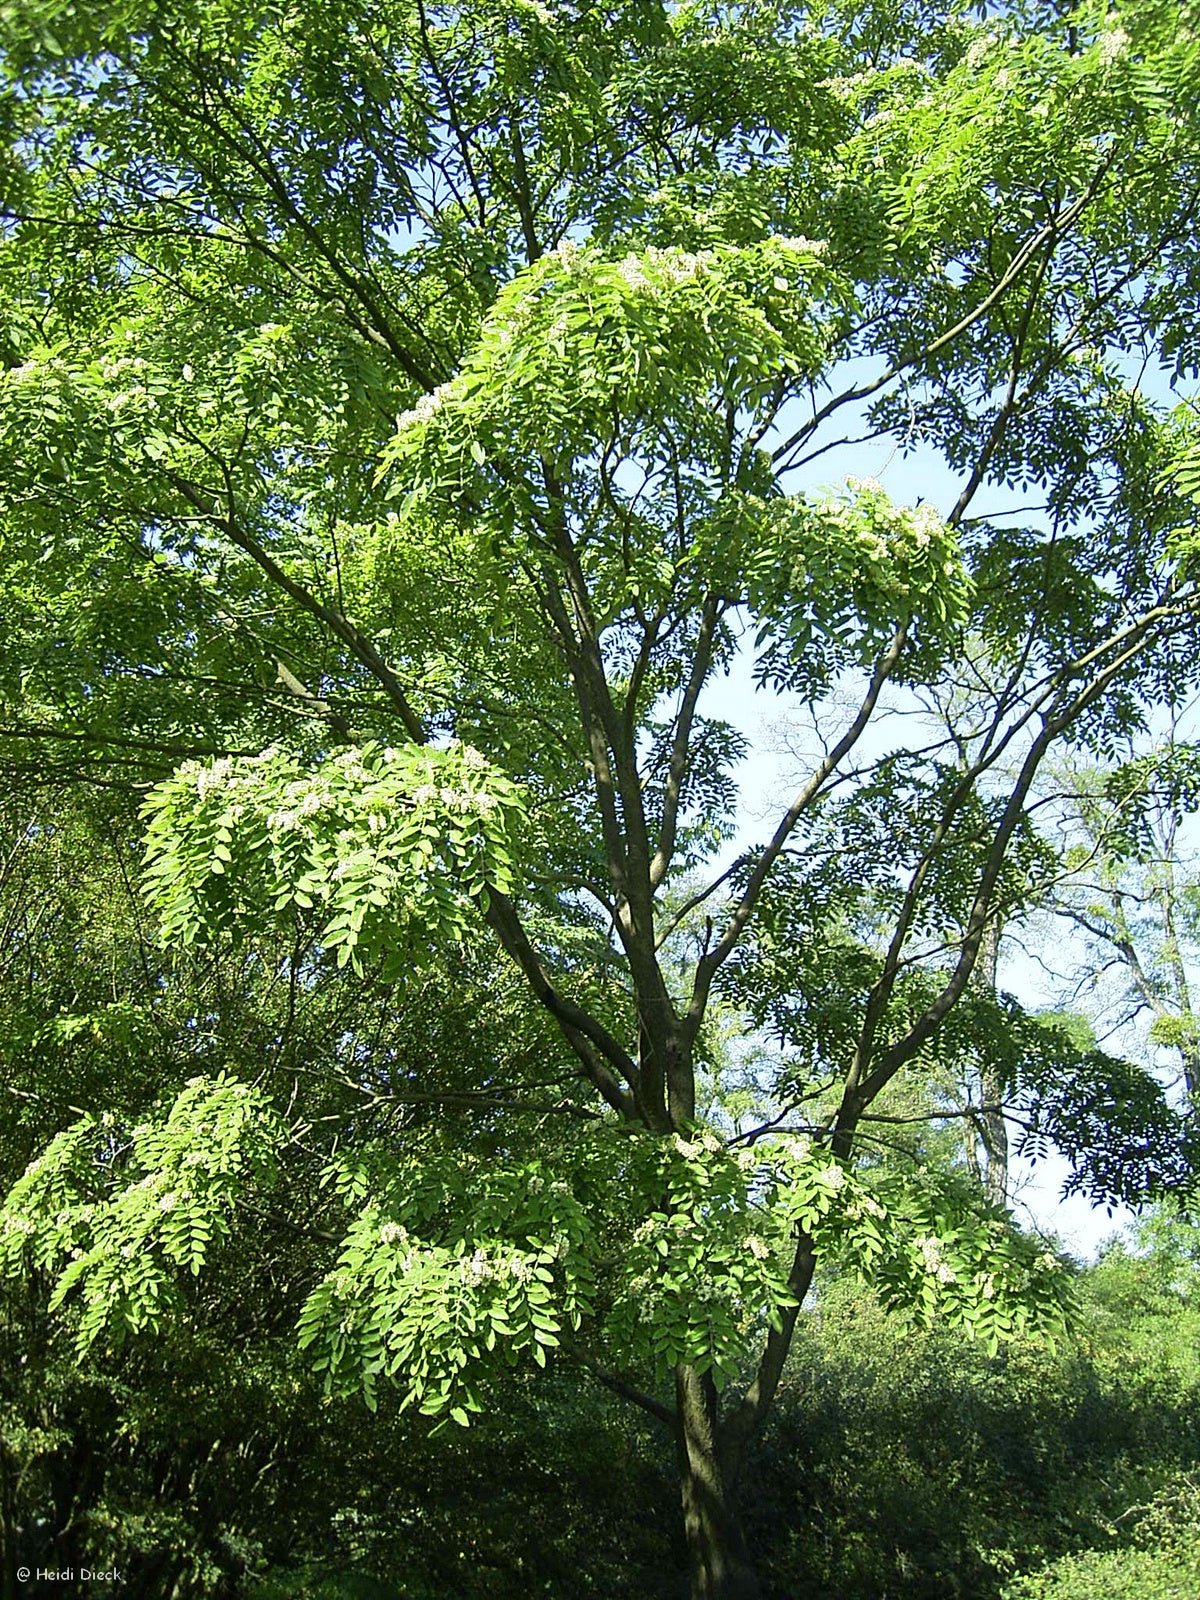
[99,355,149,381]
[194,757,234,799]
[1098,27,1129,62]
[463,1248,495,1287]
[820,69,874,94]
[624,1269,660,1302]
[616,247,713,294]
[94,351,162,414]
[772,234,827,256]
[845,1193,886,1221]
[331,748,372,785]
[396,380,453,432]
[454,742,491,773]
[411,780,498,817]
[907,501,945,550]
[918,1235,957,1284]
[827,480,950,569]
[964,34,999,68]
[672,1129,724,1160]
[440,785,479,814]
[376,1222,420,1274]
[459,1246,536,1288]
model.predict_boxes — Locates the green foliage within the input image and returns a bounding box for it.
[0,1075,282,1352]
[1003,1544,1200,1600]
[750,1246,1200,1600]
[298,1152,597,1420]
[380,235,849,475]
[0,786,625,1595]
[1003,1477,1200,1600]
[142,740,525,972]
[2,0,1200,1589]
[289,1124,1073,1424]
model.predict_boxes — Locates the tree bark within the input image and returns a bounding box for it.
[675,1365,760,1600]
[976,920,1010,1207]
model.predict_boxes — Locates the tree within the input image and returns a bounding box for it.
[2,2,1200,1594]
[1042,738,1200,1106]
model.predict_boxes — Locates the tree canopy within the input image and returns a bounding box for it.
[2,1,1200,1595]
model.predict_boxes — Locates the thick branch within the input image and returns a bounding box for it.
[718,1230,817,1477]
[166,476,426,742]
[772,162,1115,472]
[649,595,721,890]
[570,1345,675,1428]
[483,890,639,1119]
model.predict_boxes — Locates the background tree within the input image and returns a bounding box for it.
[1038,738,1200,1106]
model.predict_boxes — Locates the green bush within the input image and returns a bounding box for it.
[1002,1545,1199,1600]
[1003,1476,1200,1600]
[746,1250,1200,1600]
[249,1575,401,1600]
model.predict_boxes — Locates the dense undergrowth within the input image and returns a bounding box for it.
[8,1212,1196,1599]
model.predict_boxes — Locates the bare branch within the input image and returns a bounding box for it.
[683,622,909,1042]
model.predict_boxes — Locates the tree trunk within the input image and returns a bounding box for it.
[976,920,1010,1207]
[1180,1044,1200,1107]
[675,1365,760,1600]
[979,1059,1010,1208]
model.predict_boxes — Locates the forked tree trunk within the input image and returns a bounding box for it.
[675,1365,760,1600]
